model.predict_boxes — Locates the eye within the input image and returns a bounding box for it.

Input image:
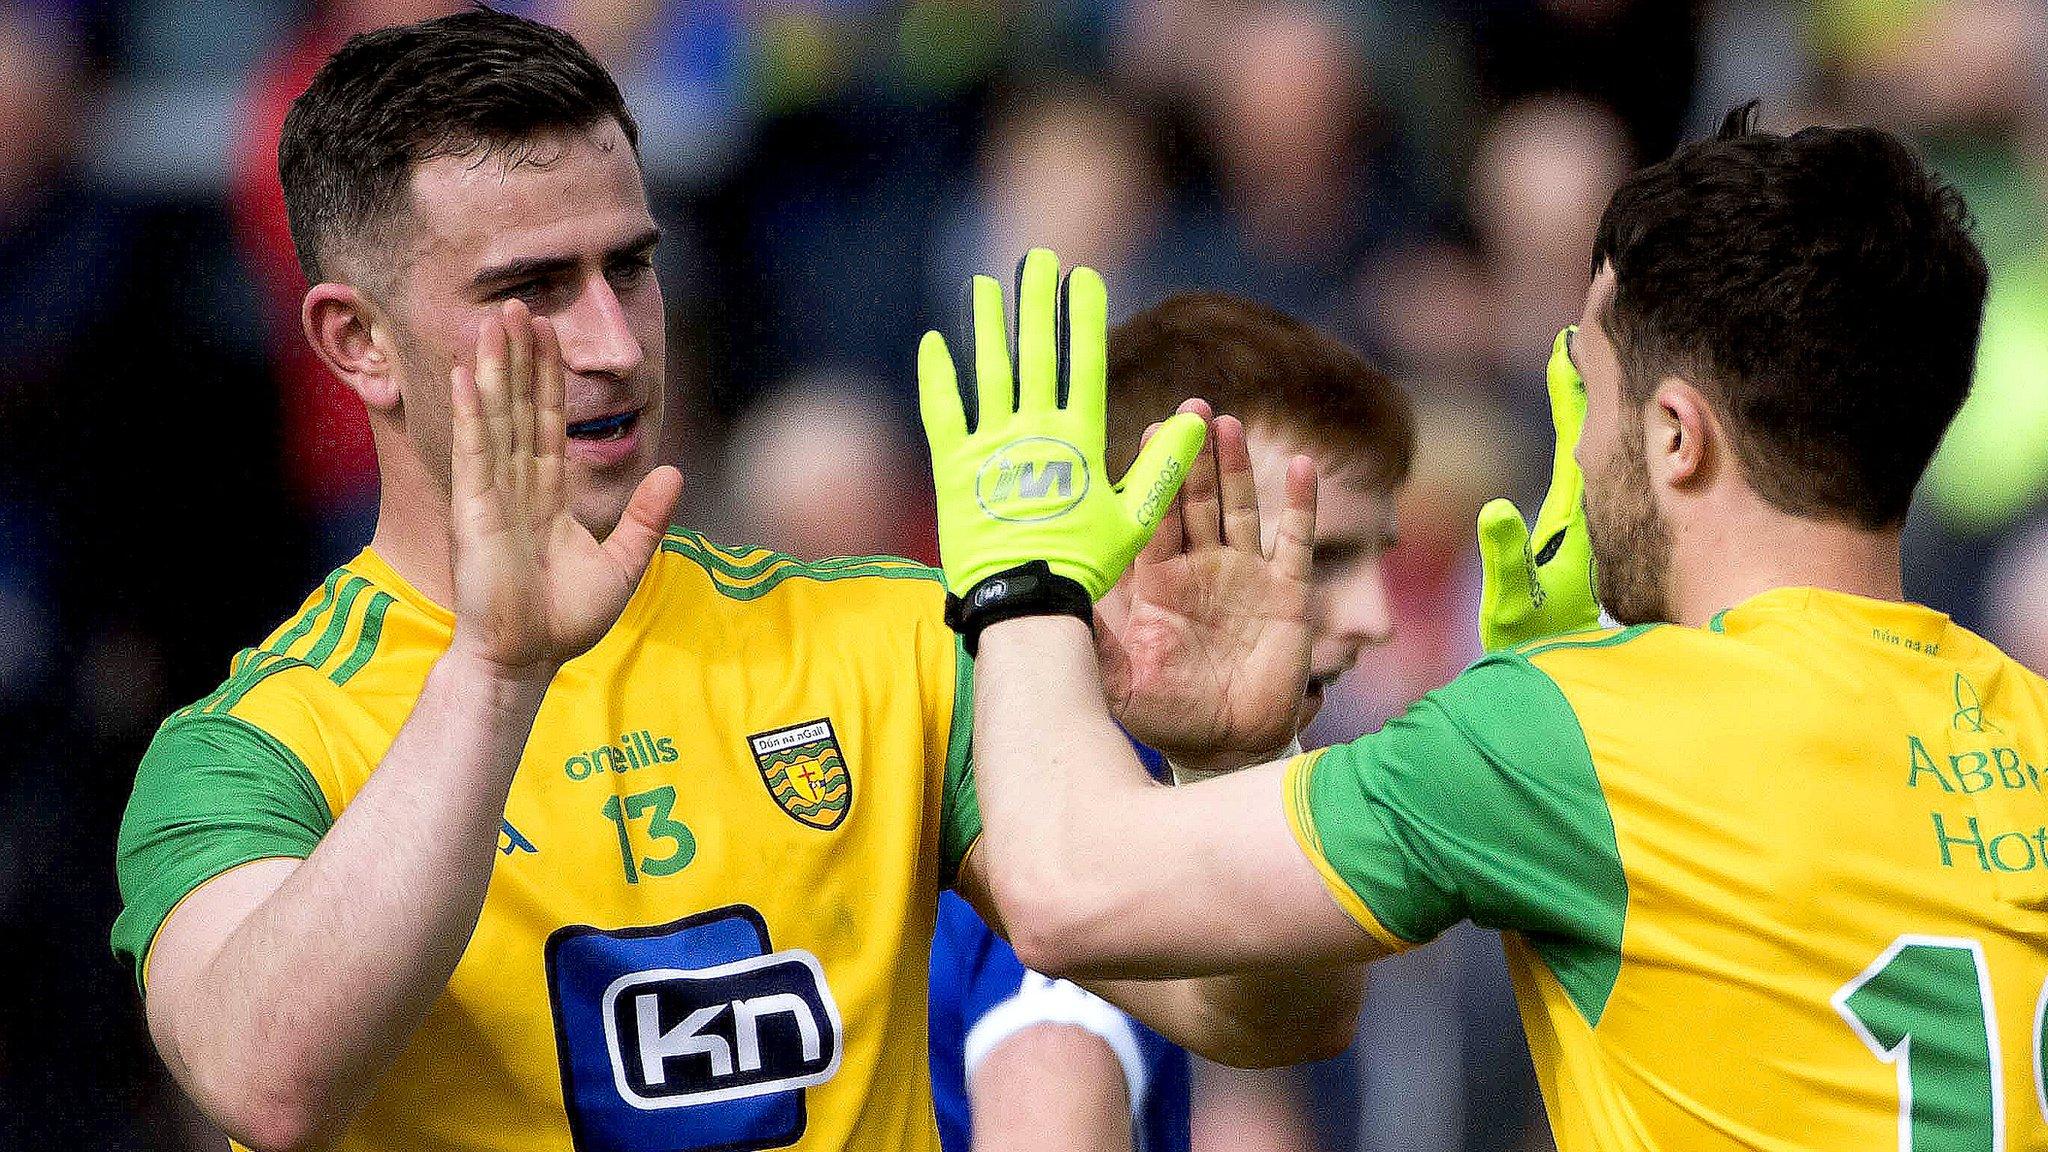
[496,278,551,305]
[607,253,655,290]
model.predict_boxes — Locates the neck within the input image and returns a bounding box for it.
[1666,500,1904,628]
[366,428,458,609]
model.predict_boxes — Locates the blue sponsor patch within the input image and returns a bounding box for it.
[546,906,842,1152]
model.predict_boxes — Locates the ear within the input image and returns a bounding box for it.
[1646,378,1714,490]
[302,282,401,412]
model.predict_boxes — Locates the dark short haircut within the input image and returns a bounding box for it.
[280,6,637,284]
[1591,103,1987,528]
[1106,293,1414,492]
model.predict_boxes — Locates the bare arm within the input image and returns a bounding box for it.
[139,302,682,1151]
[969,1025,1134,1152]
[957,625,1379,1069]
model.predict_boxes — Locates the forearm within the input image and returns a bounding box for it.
[1085,964,1361,1069]
[969,1025,1133,1152]
[970,616,1183,973]
[972,616,1375,980]
[155,649,550,1146]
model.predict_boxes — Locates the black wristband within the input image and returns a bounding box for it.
[944,561,1093,656]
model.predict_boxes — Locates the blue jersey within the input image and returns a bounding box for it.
[928,893,1191,1152]
[928,743,1189,1152]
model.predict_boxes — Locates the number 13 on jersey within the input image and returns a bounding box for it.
[1835,934,2048,1150]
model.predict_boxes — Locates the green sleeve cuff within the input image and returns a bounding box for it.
[111,713,333,993]
[939,636,981,886]
[1298,651,1629,1023]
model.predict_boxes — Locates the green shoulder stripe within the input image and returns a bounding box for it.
[301,575,371,669]
[205,651,316,716]
[329,591,395,686]
[1297,650,1628,1025]
[660,531,943,602]
[270,569,346,658]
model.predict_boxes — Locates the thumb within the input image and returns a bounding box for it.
[1116,411,1207,532]
[601,465,685,574]
[1477,497,1539,627]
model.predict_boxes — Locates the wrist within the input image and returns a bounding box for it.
[436,641,559,705]
[1167,738,1303,784]
[947,562,1093,656]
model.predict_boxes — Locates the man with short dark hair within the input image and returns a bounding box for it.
[110,11,1350,1152]
[928,292,1413,1152]
[920,112,2048,1148]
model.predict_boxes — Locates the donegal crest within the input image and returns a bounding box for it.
[749,718,852,830]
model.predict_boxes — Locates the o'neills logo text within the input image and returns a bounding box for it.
[565,731,679,781]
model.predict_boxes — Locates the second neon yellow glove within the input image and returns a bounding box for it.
[1476,326,1601,651]
[918,248,1207,601]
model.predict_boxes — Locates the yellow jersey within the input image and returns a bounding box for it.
[1287,587,2048,1151]
[113,530,978,1152]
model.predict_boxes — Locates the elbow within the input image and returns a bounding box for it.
[982,854,1116,982]
[1196,970,1366,1070]
[178,1052,343,1152]
[1201,1010,1356,1069]
[997,887,1099,982]
[197,1094,334,1152]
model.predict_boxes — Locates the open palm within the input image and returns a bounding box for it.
[448,300,682,675]
[1098,405,1317,775]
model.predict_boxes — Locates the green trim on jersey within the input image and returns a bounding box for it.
[302,575,371,668]
[330,592,396,686]
[1300,651,1629,1025]
[660,530,944,602]
[271,569,345,658]
[1515,623,1662,659]
[940,637,980,886]
[112,711,334,993]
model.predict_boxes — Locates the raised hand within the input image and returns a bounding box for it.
[447,299,683,676]
[1475,326,1600,651]
[1097,400,1318,776]
[917,249,1207,603]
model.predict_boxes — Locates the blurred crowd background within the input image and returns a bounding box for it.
[4,0,2048,1148]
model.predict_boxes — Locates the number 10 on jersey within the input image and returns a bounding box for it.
[1835,934,2048,1150]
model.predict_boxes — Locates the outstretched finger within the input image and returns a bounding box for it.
[1134,421,1185,562]
[505,300,535,472]
[475,312,514,485]
[602,464,685,575]
[533,315,566,514]
[450,363,490,503]
[1175,398,1220,548]
[1215,414,1261,553]
[1271,453,1318,585]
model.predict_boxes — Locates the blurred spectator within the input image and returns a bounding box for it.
[928,77,1167,321]
[1151,0,1446,327]
[1985,515,2048,674]
[716,375,936,563]
[3,3,300,1148]
[1468,0,1701,162]
[1817,0,2048,626]
[230,1,464,562]
[1467,94,1632,386]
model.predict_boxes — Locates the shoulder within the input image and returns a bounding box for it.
[648,529,955,663]
[652,528,946,615]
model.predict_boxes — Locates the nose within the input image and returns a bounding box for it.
[557,272,644,381]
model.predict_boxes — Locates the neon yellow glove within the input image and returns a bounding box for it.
[917,248,1207,601]
[1476,326,1601,651]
